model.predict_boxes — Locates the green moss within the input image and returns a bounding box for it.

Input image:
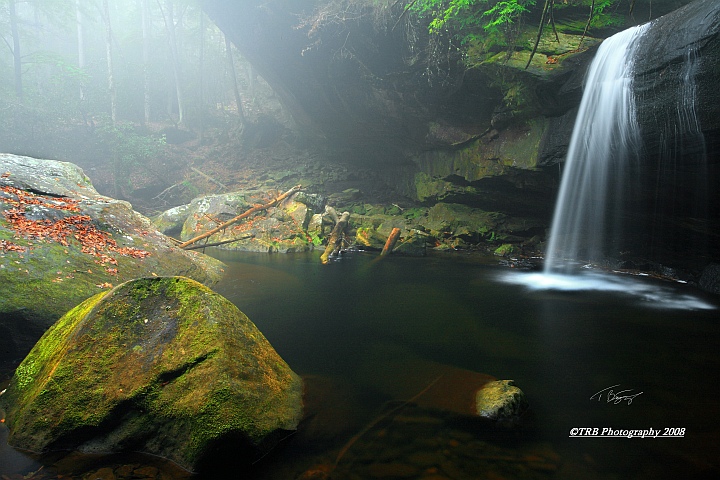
[494,243,516,256]
[2,277,302,469]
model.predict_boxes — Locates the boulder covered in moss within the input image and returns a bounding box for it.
[0,276,303,472]
[0,154,225,361]
[475,380,528,420]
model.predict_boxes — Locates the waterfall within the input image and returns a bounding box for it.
[544,24,649,274]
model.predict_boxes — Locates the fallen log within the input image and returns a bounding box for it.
[178,185,302,249]
[320,211,350,264]
[182,234,255,250]
[380,227,401,256]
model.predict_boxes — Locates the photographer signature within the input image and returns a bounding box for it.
[590,384,643,405]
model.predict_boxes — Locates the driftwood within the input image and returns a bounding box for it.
[182,234,255,250]
[178,185,302,249]
[380,227,401,256]
[323,205,340,225]
[320,211,350,264]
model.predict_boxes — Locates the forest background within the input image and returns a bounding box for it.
[0,0,642,213]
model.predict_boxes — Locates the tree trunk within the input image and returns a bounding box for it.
[9,0,22,98]
[198,9,207,142]
[320,211,350,264]
[161,0,184,125]
[76,0,85,101]
[141,0,151,124]
[225,35,245,123]
[102,0,116,123]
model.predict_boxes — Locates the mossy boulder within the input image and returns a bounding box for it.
[0,276,303,472]
[475,380,528,420]
[0,154,225,361]
[424,203,505,243]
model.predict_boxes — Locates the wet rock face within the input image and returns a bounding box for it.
[626,0,720,271]
[634,0,720,165]
[0,276,303,472]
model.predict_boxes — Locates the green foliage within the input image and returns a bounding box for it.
[411,0,536,37]
[494,243,515,256]
[588,0,624,29]
[410,0,626,49]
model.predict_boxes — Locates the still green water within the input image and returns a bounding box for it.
[2,249,718,479]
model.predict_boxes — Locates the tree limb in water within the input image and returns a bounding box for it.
[320,211,350,264]
[380,227,401,256]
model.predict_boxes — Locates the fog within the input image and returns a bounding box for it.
[0,1,303,213]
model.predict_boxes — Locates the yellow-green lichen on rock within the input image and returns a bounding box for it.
[475,380,528,420]
[0,276,303,472]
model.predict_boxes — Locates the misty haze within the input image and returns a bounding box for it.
[2,1,720,479]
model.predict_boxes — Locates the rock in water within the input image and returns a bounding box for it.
[0,276,303,472]
[475,380,528,420]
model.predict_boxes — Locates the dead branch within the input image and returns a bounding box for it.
[323,205,340,225]
[579,0,595,49]
[190,166,228,191]
[380,227,401,256]
[183,234,255,250]
[392,0,417,31]
[152,181,184,201]
[178,185,302,249]
[526,0,553,70]
[320,211,350,264]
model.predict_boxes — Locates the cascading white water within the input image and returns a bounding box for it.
[544,24,649,274]
[500,10,716,310]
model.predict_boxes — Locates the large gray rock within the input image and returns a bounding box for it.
[0,154,225,361]
[634,0,720,164]
[628,0,720,271]
[0,276,303,472]
[153,189,317,253]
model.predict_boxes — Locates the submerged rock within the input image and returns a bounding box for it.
[0,276,303,472]
[357,344,527,421]
[475,380,528,420]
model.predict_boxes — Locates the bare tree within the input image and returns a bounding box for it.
[158,0,185,125]
[102,0,117,123]
[224,34,245,124]
[9,0,22,97]
[141,0,151,124]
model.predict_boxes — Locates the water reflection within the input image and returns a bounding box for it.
[2,251,719,479]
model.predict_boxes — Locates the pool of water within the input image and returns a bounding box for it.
[2,249,719,479]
